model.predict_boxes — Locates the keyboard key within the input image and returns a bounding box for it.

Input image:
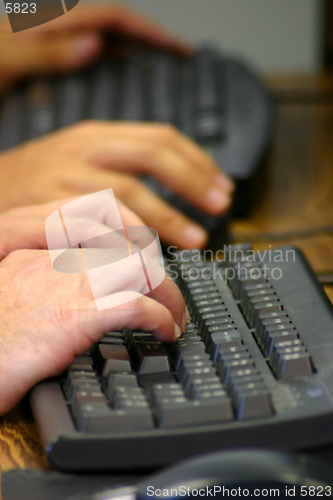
[149,53,178,124]
[89,62,116,120]
[253,303,283,329]
[265,329,299,357]
[74,390,107,406]
[191,383,224,398]
[57,74,87,127]
[235,388,274,420]
[194,49,225,140]
[210,330,242,360]
[156,398,233,428]
[76,404,154,432]
[222,358,256,385]
[207,323,236,334]
[67,380,101,403]
[182,366,217,391]
[105,373,138,398]
[0,92,24,150]
[277,352,313,380]
[135,343,171,374]
[25,81,55,139]
[174,341,206,369]
[120,61,145,120]
[94,344,131,377]
[178,360,214,384]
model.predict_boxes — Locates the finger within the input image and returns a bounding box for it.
[73,122,234,191]
[118,175,209,249]
[84,250,185,332]
[82,292,182,344]
[116,198,146,228]
[0,292,181,415]
[85,136,232,215]
[146,274,187,332]
[0,168,145,257]
[64,164,208,249]
[35,4,192,57]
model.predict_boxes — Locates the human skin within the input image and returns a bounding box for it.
[0,122,234,249]
[0,197,188,414]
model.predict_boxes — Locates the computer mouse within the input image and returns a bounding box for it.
[94,449,333,500]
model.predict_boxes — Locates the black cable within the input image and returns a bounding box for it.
[230,225,333,243]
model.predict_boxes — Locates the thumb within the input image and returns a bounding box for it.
[14,31,103,75]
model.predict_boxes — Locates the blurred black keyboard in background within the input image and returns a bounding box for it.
[0,47,273,235]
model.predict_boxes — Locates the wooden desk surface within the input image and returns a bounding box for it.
[0,74,333,476]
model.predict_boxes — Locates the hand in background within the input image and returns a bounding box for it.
[0,122,234,248]
[0,3,191,95]
[0,197,188,415]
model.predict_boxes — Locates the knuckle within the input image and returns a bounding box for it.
[158,124,179,145]
[160,208,184,229]
[5,248,32,262]
[120,176,140,197]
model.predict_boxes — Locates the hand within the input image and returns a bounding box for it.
[0,122,234,249]
[0,3,191,95]
[0,198,188,415]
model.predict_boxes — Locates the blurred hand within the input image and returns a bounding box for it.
[0,3,191,94]
[0,122,234,248]
[0,197,188,414]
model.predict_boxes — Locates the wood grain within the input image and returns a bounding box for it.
[0,405,50,473]
[0,74,333,474]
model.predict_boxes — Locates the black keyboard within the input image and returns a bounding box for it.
[0,47,273,230]
[30,244,333,471]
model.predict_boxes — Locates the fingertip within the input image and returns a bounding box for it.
[71,32,103,68]
[181,225,208,250]
[174,323,182,339]
[206,188,232,213]
[216,173,236,193]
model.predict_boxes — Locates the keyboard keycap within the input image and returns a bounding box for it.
[76,404,154,432]
[156,398,233,428]
[135,343,171,374]
[235,388,274,420]
[277,352,313,380]
[94,344,131,376]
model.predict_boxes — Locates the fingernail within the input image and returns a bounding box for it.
[216,173,235,192]
[182,225,207,247]
[72,34,100,66]
[185,307,191,324]
[206,188,230,211]
[174,324,182,338]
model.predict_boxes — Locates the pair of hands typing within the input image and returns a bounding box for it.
[0,3,233,414]
[0,3,234,249]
